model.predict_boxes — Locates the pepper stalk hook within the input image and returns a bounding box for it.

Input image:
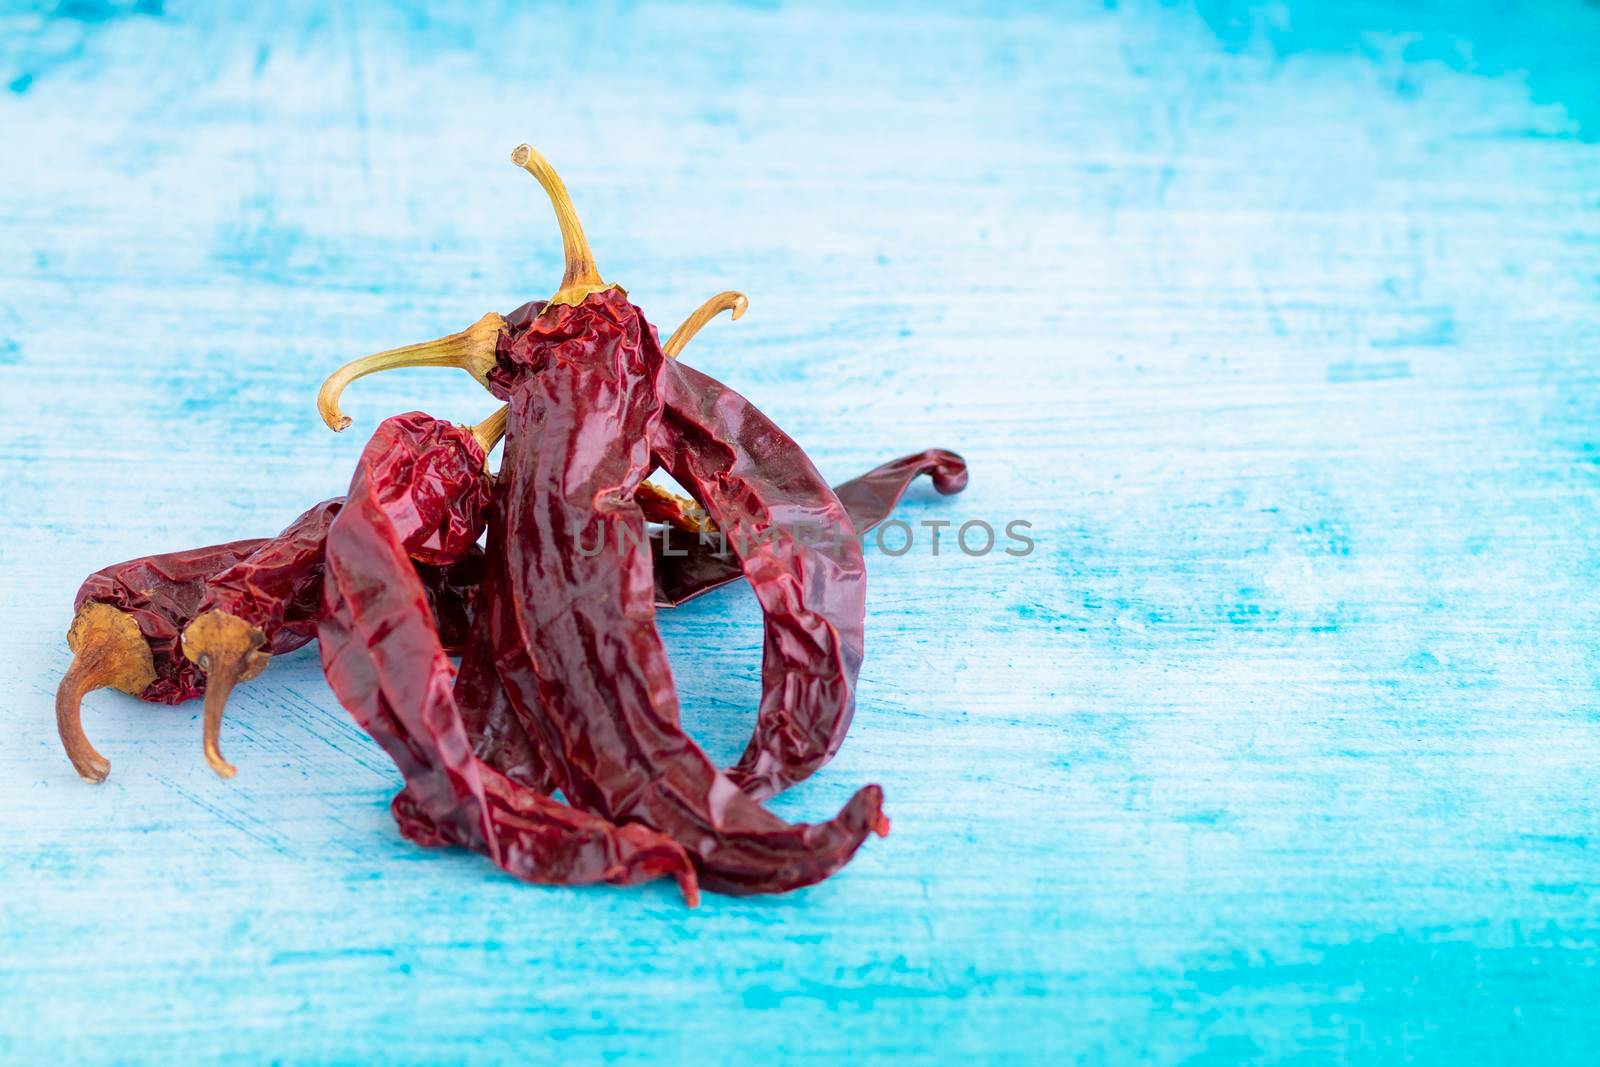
[663,291,747,359]
[317,312,506,433]
[55,603,158,783]
[180,610,270,779]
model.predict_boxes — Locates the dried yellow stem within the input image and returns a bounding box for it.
[468,405,509,455]
[56,603,158,783]
[181,610,270,779]
[316,312,507,432]
[663,291,747,359]
[511,144,620,309]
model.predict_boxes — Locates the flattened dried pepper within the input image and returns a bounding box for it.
[319,411,697,901]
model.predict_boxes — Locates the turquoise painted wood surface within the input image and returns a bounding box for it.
[3,1,1599,1061]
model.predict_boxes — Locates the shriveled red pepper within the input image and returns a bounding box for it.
[493,302,967,799]
[327,287,961,803]
[473,146,885,895]
[57,498,491,782]
[647,360,870,799]
[319,411,697,901]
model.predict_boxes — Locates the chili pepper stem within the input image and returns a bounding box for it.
[181,610,270,779]
[56,660,113,783]
[468,406,509,456]
[510,144,620,309]
[56,604,158,783]
[635,291,751,532]
[662,291,747,360]
[198,665,243,779]
[317,312,507,433]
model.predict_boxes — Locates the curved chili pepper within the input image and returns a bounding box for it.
[319,412,697,901]
[57,508,488,782]
[650,447,969,607]
[648,360,869,799]
[485,146,885,895]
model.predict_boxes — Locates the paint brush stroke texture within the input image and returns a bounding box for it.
[2,0,1599,1062]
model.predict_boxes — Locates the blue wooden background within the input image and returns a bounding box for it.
[3,0,1599,1061]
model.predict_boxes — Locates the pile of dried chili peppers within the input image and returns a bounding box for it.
[55,146,968,902]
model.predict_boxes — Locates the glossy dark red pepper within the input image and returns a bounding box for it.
[61,144,971,907]
[650,359,868,799]
[490,289,886,895]
[319,412,697,901]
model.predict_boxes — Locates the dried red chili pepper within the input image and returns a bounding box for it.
[319,411,697,901]
[325,286,954,800]
[302,146,971,892]
[647,359,870,799]
[477,146,884,894]
[57,500,491,783]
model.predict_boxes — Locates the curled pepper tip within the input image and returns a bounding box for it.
[875,813,891,838]
[931,453,969,496]
[181,610,270,781]
[316,313,506,433]
[56,603,158,784]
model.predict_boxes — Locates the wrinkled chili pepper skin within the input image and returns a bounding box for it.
[651,360,868,799]
[452,519,553,794]
[199,494,488,648]
[491,291,885,896]
[650,448,970,608]
[73,541,264,704]
[319,412,696,901]
[71,508,485,709]
[198,499,344,648]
